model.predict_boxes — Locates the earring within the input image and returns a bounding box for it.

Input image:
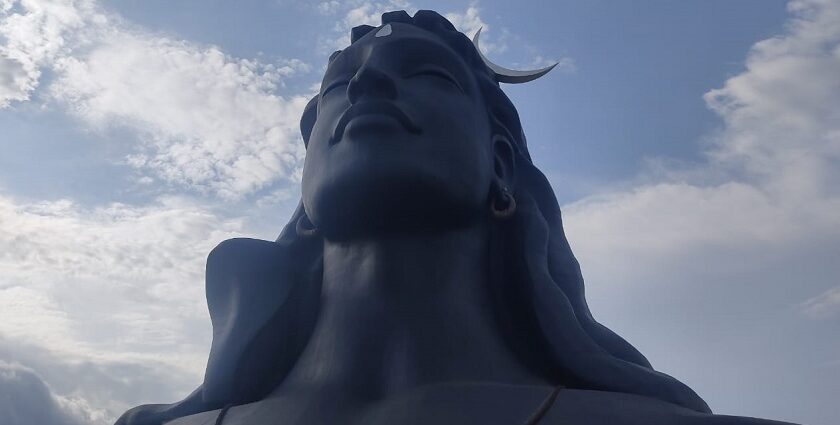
[491,186,516,219]
[296,213,319,237]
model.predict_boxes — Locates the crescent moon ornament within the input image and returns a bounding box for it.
[471,27,558,84]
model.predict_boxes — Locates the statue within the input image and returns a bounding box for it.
[116,10,798,425]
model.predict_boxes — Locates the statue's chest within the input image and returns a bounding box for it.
[165,383,558,425]
[164,385,768,425]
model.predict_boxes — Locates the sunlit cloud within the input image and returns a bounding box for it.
[560,0,840,418]
[0,360,89,425]
[801,286,840,319]
[1,0,312,199]
[0,193,247,421]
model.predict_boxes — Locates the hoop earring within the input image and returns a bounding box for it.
[296,213,319,237]
[491,187,516,219]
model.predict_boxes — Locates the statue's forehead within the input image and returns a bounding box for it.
[324,23,470,79]
[368,22,442,42]
[350,22,446,48]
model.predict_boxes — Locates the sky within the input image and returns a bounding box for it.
[0,1,838,424]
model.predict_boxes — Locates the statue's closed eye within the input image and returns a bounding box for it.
[405,67,463,93]
[321,66,462,98]
[322,80,350,97]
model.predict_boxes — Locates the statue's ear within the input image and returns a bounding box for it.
[492,133,516,188]
[300,95,320,147]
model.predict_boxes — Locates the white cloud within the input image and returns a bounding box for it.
[1,1,312,199]
[563,0,840,307]
[0,0,99,105]
[51,34,311,198]
[0,192,252,421]
[314,1,513,57]
[0,360,89,425]
[317,1,341,15]
[317,0,415,52]
[443,4,484,36]
[443,4,504,51]
[447,5,577,74]
[702,0,840,199]
[0,2,312,421]
[0,194,244,379]
[557,0,840,420]
[530,54,576,73]
[1,2,567,198]
[0,52,30,106]
[0,336,196,425]
[800,286,840,318]
[342,0,410,27]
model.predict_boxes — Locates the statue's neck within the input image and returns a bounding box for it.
[274,219,547,400]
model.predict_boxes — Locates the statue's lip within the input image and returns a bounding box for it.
[331,101,422,144]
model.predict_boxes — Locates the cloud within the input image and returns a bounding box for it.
[0,192,251,422]
[0,0,99,106]
[443,4,484,36]
[1,1,312,199]
[440,4,512,55]
[51,35,311,199]
[1,0,567,198]
[316,0,415,52]
[0,337,196,425]
[0,360,87,425]
[0,52,30,106]
[0,193,247,382]
[563,0,840,309]
[317,1,342,15]
[444,4,507,53]
[557,0,840,421]
[530,55,576,73]
[342,0,412,28]
[702,0,840,198]
[800,286,840,318]
[448,4,577,73]
[314,1,513,57]
[447,4,576,73]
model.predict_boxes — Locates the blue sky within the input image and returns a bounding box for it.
[0,1,838,424]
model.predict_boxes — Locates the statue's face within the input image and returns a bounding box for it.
[302,23,502,239]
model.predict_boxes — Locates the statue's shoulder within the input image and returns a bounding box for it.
[540,389,799,425]
[201,237,314,405]
[204,237,291,325]
[204,237,295,312]
[206,237,284,279]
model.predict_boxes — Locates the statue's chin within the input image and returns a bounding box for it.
[301,136,492,240]
[306,176,484,241]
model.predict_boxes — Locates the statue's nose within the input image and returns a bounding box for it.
[347,66,397,104]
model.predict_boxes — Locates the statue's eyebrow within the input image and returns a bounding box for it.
[322,53,354,84]
[320,37,472,90]
[394,38,471,86]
